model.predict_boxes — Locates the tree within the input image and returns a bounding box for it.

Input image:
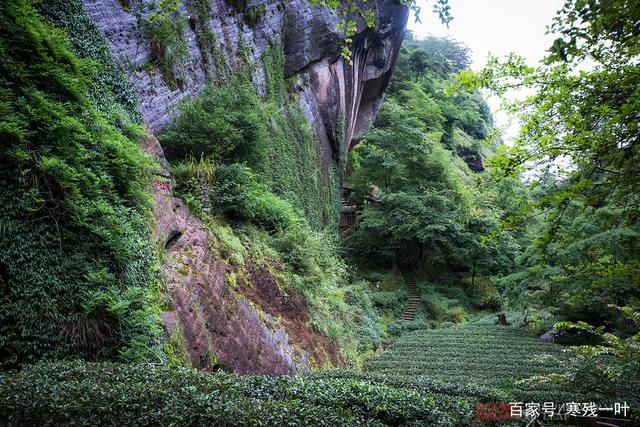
[305,0,452,61]
[453,0,640,329]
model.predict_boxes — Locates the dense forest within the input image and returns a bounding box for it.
[0,0,638,425]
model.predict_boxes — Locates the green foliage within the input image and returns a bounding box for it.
[498,194,640,325]
[365,323,599,402]
[345,90,516,281]
[370,290,407,316]
[451,2,640,327]
[215,164,300,231]
[144,8,190,90]
[389,33,492,143]
[256,71,338,229]
[546,0,640,63]
[36,0,141,121]
[418,282,469,322]
[161,82,266,166]
[344,35,516,285]
[309,370,506,402]
[552,305,640,406]
[164,48,337,229]
[0,0,162,368]
[0,360,486,426]
[387,319,430,337]
[172,159,301,232]
[187,0,227,80]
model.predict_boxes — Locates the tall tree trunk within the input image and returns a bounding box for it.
[471,260,476,288]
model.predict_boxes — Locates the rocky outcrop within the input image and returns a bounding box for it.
[84,0,408,374]
[292,0,408,160]
[456,146,485,172]
[83,0,407,161]
[142,135,341,373]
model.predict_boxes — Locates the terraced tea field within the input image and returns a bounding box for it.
[365,323,588,402]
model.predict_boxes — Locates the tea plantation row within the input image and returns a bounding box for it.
[0,361,482,426]
[365,323,593,403]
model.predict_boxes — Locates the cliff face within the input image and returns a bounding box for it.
[83,0,407,162]
[142,135,342,373]
[81,0,407,374]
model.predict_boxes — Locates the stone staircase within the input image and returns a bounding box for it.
[399,265,421,321]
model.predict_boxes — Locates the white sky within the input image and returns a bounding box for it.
[407,0,564,142]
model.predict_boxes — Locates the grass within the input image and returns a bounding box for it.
[364,322,597,402]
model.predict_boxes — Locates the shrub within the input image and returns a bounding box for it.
[0,361,476,426]
[387,319,430,336]
[161,83,266,165]
[370,290,408,315]
[171,157,216,215]
[354,317,383,352]
[445,306,467,324]
[214,223,247,267]
[144,13,189,90]
[214,163,299,231]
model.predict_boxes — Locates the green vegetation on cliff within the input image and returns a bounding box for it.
[1,0,639,424]
[161,57,339,231]
[160,56,396,364]
[0,0,161,369]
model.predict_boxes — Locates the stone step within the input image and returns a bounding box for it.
[401,266,419,320]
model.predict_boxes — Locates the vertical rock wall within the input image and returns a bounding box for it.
[83,0,407,161]
[82,0,408,374]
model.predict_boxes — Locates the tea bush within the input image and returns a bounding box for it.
[0,361,481,426]
[365,323,600,402]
